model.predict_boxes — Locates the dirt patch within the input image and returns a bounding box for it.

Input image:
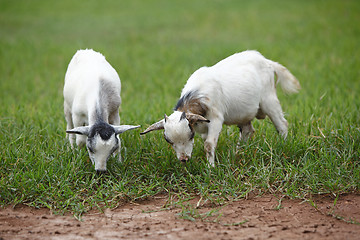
[1,194,359,240]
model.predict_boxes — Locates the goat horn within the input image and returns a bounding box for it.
[185,113,210,125]
[140,119,165,135]
[66,126,90,136]
[113,125,141,134]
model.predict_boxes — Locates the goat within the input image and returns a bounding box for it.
[140,50,300,167]
[64,49,140,173]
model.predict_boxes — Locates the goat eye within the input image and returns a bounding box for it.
[110,145,118,155]
[88,146,95,153]
[189,132,195,140]
[164,135,174,145]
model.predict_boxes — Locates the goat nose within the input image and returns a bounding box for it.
[180,156,189,163]
[96,169,107,175]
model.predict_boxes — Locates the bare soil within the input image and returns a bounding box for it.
[1,193,360,240]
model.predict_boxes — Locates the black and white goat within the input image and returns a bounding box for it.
[141,50,300,167]
[64,49,140,173]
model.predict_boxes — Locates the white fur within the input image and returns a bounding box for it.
[64,49,121,133]
[164,112,195,161]
[90,134,118,171]
[143,50,300,167]
[64,49,139,172]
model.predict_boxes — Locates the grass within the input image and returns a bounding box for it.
[0,0,359,218]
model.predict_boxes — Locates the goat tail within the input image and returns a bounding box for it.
[269,61,300,94]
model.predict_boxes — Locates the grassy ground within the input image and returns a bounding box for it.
[0,0,359,217]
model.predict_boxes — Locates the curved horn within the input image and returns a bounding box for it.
[185,113,210,125]
[66,126,90,136]
[140,119,165,135]
[113,125,141,134]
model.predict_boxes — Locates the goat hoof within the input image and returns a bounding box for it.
[96,170,107,175]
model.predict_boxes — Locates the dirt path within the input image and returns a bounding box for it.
[1,194,360,240]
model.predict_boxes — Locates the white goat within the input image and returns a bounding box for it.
[64,49,140,173]
[141,50,300,167]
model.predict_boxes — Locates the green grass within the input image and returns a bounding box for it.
[0,0,359,217]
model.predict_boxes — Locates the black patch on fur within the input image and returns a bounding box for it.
[174,90,208,117]
[174,91,195,111]
[88,121,115,140]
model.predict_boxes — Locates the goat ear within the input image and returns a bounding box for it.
[113,125,141,135]
[180,111,187,121]
[66,126,90,136]
[185,113,210,125]
[164,114,169,123]
[140,119,165,135]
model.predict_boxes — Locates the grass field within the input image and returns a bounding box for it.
[0,0,359,218]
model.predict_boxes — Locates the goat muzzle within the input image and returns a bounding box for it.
[179,156,189,163]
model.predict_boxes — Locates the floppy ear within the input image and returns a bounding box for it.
[185,113,210,126]
[140,119,165,135]
[66,126,90,136]
[113,125,141,135]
